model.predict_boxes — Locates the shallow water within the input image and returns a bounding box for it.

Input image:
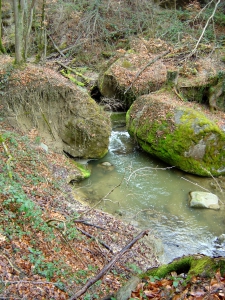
[75,126,225,263]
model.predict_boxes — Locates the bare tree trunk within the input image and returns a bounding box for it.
[13,0,25,63]
[0,0,6,53]
[37,0,47,61]
[24,0,37,60]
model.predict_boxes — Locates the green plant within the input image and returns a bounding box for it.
[28,247,58,280]
[170,276,184,287]
[127,263,142,274]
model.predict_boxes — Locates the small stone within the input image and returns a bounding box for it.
[40,142,48,153]
[101,162,112,167]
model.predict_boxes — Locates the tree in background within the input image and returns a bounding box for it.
[13,0,25,63]
[12,0,38,64]
[0,0,6,53]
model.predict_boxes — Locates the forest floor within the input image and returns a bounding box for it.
[1,103,225,300]
[0,113,159,299]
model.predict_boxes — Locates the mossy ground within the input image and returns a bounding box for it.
[143,255,225,280]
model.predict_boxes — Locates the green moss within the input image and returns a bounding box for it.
[71,160,91,179]
[121,60,132,69]
[143,256,192,279]
[127,100,225,176]
[142,255,225,281]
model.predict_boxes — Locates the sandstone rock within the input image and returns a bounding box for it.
[3,61,111,159]
[126,90,225,176]
[189,191,220,210]
[98,39,168,109]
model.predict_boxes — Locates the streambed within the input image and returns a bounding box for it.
[75,121,225,263]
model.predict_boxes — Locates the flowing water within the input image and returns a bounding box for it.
[75,119,225,263]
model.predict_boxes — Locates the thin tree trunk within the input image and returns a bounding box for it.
[13,0,25,63]
[0,0,6,53]
[24,0,36,60]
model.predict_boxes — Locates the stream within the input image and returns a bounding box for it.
[75,117,225,264]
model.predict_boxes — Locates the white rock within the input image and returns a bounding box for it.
[101,162,112,167]
[189,191,220,210]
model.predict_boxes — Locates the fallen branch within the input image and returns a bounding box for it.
[124,50,170,94]
[181,176,210,192]
[74,219,106,230]
[126,166,175,184]
[80,174,125,217]
[48,34,66,58]
[173,87,185,101]
[187,0,221,57]
[76,227,113,254]
[57,61,90,84]
[69,230,149,300]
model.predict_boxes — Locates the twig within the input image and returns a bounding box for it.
[80,175,125,217]
[187,0,221,57]
[124,50,170,94]
[48,34,66,58]
[0,252,26,278]
[181,176,210,192]
[126,166,175,183]
[1,280,57,285]
[201,168,223,194]
[76,227,113,254]
[74,219,106,230]
[69,230,149,300]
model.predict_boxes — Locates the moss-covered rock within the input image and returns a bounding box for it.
[177,60,225,111]
[67,160,91,182]
[143,254,225,280]
[126,90,225,176]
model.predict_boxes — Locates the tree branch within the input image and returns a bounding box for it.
[124,50,170,94]
[188,0,221,57]
[76,227,113,254]
[69,230,149,300]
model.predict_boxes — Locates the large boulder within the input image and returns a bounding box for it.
[176,57,225,112]
[2,58,111,158]
[98,38,169,109]
[126,90,225,176]
[98,38,225,111]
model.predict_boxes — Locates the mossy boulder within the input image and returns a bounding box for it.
[126,90,225,176]
[2,59,111,159]
[177,59,225,111]
[143,254,225,280]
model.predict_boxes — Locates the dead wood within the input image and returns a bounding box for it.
[48,35,66,58]
[124,50,170,94]
[74,219,106,230]
[80,175,125,217]
[76,227,113,254]
[69,230,149,300]
[56,61,90,84]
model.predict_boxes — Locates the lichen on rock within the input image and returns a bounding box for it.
[126,90,225,176]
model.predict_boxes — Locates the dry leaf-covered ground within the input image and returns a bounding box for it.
[0,113,158,299]
[131,269,225,300]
